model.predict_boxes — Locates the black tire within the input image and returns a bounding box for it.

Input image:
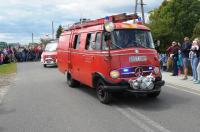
[43,64,47,67]
[96,80,112,104]
[147,91,161,98]
[67,73,80,87]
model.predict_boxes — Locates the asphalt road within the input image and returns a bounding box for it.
[0,62,200,132]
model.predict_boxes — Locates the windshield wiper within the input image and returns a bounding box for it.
[135,42,148,48]
[111,42,123,49]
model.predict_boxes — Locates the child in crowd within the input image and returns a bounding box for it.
[177,50,183,75]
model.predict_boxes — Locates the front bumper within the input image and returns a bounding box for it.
[102,79,165,93]
[43,58,57,65]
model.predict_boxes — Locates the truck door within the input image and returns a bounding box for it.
[81,32,102,86]
[70,34,82,81]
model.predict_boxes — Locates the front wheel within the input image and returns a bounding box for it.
[147,91,161,98]
[43,64,47,67]
[96,80,112,104]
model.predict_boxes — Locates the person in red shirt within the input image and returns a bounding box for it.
[166,42,176,72]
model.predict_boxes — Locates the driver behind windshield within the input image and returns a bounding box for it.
[103,29,154,50]
[115,31,134,48]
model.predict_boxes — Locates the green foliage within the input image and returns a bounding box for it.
[193,19,200,39]
[56,25,63,39]
[149,0,200,53]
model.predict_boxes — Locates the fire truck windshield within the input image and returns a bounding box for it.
[103,29,155,50]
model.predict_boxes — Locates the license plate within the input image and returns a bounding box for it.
[129,56,147,62]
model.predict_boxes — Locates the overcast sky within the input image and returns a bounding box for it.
[0,0,163,44]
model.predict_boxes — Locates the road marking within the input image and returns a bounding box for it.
[166,83,200,92]
[127,108,171,132]
[166,84,200,96]
[116,107,155,132]
[116,106,171,132]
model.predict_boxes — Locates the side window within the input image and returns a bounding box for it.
[73,34,81,49]
[95,33,101,50]
[85,33,95,50]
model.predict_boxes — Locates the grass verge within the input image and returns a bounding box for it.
[0,63,17,74]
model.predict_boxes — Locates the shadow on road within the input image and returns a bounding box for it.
[72,85,190,112]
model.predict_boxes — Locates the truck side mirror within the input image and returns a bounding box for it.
[104,32,111,42]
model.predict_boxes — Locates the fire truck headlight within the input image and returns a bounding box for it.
[110,70,120,79]
[154,67,160,75]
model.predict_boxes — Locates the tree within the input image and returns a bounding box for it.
[148,0,200,53]
[193,19,200,39]
[56,25,63,39]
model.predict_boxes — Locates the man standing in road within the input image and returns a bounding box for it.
[181,37,192,80]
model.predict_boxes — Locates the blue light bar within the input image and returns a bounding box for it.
[138,17,142,22]
[123,68,129,72]
[149,67,153,70]
[104,16,110,21]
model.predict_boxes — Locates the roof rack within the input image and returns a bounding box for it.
[65,13,138,31]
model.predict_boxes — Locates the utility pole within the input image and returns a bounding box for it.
[140,0,145,24]
[134,0,138,14]
[134,0,146,24]
[32,33,34,44]
[52,21,54,40]
[134,0,138,24]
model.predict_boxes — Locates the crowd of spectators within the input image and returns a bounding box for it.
[0,45,44,65]
[164,37,200,84]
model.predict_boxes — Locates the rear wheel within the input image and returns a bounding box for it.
[96,80,112,104]
[67,73,80,87]
[147,91,160,98]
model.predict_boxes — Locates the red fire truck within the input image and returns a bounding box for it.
[41,41,58,67]
[57,13,165,104]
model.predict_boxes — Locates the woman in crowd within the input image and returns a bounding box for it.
[191,38,199,82]
[194,38,200,84]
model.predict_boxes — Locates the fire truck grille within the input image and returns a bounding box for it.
[120,66,153,78]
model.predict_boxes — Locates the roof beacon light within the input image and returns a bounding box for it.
[137,17,143,25]
[104,16,110,22]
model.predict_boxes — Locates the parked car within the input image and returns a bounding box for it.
[41,42,58,67]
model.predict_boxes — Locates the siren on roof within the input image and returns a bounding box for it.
[137,17,143,25]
